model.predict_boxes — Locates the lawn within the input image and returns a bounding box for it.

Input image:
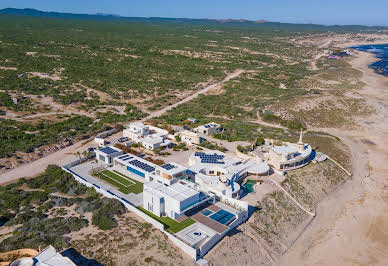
[137,207,196,233]
[98,170,143,194]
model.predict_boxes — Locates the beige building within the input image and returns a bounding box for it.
[178,130,203,145]
[264,130,312,171]
[193,122,221,136]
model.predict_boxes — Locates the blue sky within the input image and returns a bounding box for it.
[1,0,387,26]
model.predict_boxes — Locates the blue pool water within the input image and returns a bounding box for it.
[351,44,388,76]
[200,209,213,216]
[209,209,235,225]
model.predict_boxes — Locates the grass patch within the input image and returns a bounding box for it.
[97,170,143,194]
[137,207,195,233]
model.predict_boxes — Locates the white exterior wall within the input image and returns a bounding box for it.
[143,189,163,216]
[164,196,181,219]
[141,140,160,150]
[94,137,106,146]
[95,150,123,164]
[63,164,198,261]
[165,232,198,260]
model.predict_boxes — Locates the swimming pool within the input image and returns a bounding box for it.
[200,209,213,216]
[209,209,235,225]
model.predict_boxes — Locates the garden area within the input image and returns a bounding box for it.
[137,207,195,234]
[96,169,143,194]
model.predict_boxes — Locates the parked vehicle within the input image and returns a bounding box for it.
[118,137,129,143]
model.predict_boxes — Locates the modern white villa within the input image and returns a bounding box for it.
[64,123,316,261]
[123,122,172,150]
[143,181,200,219]
[193,122,222,136]
[188,150,270,198]
[178,130,203,145]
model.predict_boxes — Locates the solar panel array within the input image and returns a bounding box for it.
[129,159,155,173]
[118,154,133,161]
[161,163,175,170]
[194,152,225,164]
[99,147,118,155]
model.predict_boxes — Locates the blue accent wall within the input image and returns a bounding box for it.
[127,166,145,178]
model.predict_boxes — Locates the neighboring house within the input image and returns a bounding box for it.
[9,245,75,266]
[123,122,170,150]
[185,117,198,123]
[264,130,312,171]
[94,136,106,146]
[193,122,222,136]
[178,130,203,145]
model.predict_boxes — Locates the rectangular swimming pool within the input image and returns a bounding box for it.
[209,209,235,225]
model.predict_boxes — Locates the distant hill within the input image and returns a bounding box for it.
[0,8,387,31]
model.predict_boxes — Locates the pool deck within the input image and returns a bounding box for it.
[191,212,228,234]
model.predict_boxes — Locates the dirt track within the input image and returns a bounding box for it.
[278,50,388,266]
[140,69,245,122]
[0,69,245,185]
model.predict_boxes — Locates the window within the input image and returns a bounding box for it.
[126,166,145,178]
[99,154,105,161]
[209,170,214,175]
[160,198,164,203]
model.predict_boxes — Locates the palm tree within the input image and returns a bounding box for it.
[76,151,81,161]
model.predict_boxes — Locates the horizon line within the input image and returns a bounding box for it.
[1,7,388,27]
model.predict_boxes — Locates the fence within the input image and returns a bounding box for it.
[62,164,199,260]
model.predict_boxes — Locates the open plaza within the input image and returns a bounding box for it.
[63,121,323,261]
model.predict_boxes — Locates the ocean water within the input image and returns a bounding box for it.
[351,44,388,76]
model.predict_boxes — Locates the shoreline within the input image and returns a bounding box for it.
[279,45,388,265]
[351,43,388,78]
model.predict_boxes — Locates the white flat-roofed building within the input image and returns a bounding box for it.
[123,121,170,150]
[141,135,171,150]
[113,153,158,181]
[123,122,150,141]
[178,130,203,145]
[154,162,187,185]
[188,150,270,198]
[143,181,200,219]
[95,146,123,164]
[193,122,222,136]
[30,245,76,266]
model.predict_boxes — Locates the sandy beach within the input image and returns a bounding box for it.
[279,47,388,265]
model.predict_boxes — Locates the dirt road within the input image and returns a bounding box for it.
[279,50,388,265]
[140,69,245,122]
[0,69,245,185]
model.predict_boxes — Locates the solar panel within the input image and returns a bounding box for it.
[161,164,175,170]
[99,147,117,155]
[129,159,155,173]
